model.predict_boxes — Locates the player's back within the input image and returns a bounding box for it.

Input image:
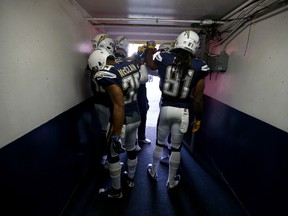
[155,52,209,108]
[96,60,141,115]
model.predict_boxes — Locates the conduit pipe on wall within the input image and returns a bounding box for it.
[86,17,225,25]
[91,24,202,30]
[221,0,256,20]
[220,4,288,50]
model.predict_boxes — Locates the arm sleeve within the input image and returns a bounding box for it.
[139,65,148,84]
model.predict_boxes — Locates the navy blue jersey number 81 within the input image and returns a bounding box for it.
[163,66,194,99]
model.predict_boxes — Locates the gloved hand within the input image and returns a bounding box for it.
[146,40,156,49]
[138,45,146,53]
[137,45,147,62]
[110,135,126,153]
[138,52,146,64]
[192,120,201,132]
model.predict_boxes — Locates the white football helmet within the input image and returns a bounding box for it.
[88,47,115,71]
[158,42,174,52]
[174,30,200,54]
[91,34,115,54]
[115,35,129,57]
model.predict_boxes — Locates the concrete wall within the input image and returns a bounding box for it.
[0,0,100,148]
[195,10,288,216]
[205,10,288,133]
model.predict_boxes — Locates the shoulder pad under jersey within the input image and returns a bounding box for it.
[94,71,117,80]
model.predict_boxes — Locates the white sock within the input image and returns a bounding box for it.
[152,145,163,174]
[109,161,122,190]
[168,151,180,187]
[127,157,138,179]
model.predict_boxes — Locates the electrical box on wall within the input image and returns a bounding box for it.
[206,51,229,72]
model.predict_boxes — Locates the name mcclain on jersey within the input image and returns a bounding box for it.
[117,64,138,77]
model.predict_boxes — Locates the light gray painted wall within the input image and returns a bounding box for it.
[205,11,288,133]
[0,0,100,147]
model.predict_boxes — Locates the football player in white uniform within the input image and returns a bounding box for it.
[145,30,210,191]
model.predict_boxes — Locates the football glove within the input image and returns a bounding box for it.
[192,120,201,133]
[137,45,147,62]
[110,135,126,153]
[138,45,146,53]
[138,52,146,62]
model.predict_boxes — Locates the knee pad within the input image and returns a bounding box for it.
[127,150,137,160]
[108,155,120,163]
[156,140,166,148]
[170,144,182,152]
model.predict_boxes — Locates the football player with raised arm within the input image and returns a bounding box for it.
[145,30,210,191]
